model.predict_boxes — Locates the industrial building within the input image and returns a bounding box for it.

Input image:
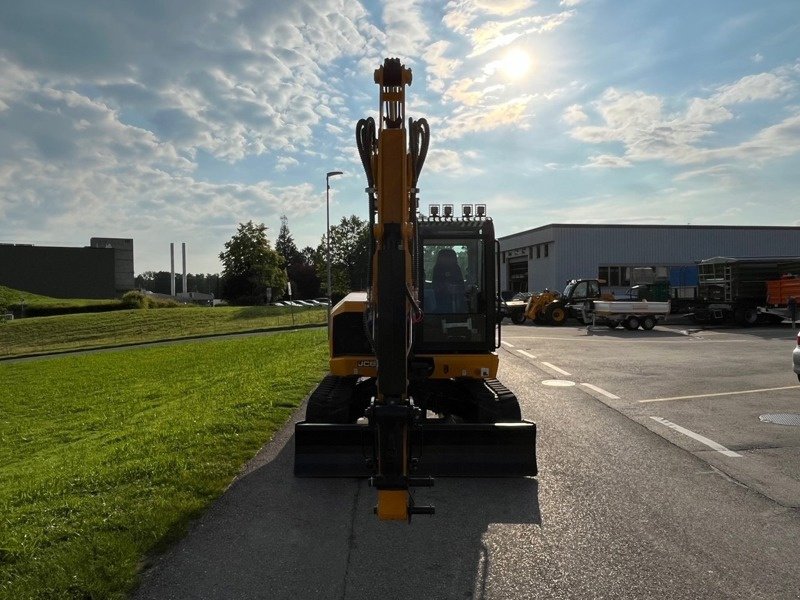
[0,237,134,299]
[498,224,800,297]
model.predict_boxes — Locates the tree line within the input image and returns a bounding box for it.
[134,215,369,305]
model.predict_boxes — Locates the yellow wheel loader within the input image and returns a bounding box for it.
[523,290,562,324]
[293,58,537,521]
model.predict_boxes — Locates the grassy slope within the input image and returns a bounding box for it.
[0,329,328,599]
[0,305,325,357]
[0,285,116,309]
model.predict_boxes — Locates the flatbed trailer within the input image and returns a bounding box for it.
[583,300,671,331]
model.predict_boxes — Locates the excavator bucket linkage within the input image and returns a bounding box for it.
[294,420,537,478]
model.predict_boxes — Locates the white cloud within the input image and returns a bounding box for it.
[0,0,379,163]
[584,154,631,168]
[440,94,535,139]
[276,156,300,171]
[467,12,574,57]
[0,0,386,270]
[568,65,800,168]
[562,103,588,125]
[443,1,573,56]
[752,53,764,63]
[560,0,583,5]
[383,0,430,58]
[424,41,462,94]
[425,148,484,175]
[712,72,793,105]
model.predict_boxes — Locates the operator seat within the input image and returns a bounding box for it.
[431,248,465,313]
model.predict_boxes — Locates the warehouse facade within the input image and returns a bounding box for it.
[498,224,800,297]
[0,237,134,299]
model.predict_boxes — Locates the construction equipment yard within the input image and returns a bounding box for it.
[133,321,800,600]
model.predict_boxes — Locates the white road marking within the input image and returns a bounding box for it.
[518,350,536,359]
[640,385,800,403]
[650,417,742,458]
[542,379,576,387]
[500,341,515,348]
[541,362,571,376]
[501,336,748,344]
[580,383,620,399]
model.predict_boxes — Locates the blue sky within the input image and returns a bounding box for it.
[1,0,798,274]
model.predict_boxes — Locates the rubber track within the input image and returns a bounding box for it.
[459,378,522,422]
[305,375,357,424]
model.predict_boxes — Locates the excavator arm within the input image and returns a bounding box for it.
[364,58,431,520]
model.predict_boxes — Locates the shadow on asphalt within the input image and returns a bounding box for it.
[133,424,541,600]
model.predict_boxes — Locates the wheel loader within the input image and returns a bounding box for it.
[293,58,537,521]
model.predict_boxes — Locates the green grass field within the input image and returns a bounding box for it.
[0,305,325,357]
[0,329,328,599]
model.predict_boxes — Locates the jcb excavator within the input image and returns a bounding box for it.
[294,58,537,521]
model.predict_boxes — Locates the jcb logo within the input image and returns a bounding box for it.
[357,360,377,367]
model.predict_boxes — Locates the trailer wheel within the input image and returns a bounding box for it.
[606,320,620,329]
[641,316,656,330]
[623,316,640,330]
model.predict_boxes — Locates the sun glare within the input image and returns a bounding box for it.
[500,49,531,79]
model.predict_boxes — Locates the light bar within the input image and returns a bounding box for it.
[462,204,473,217]
[476,204,486,217]
[429,204,440,217]
[443,204,454,217]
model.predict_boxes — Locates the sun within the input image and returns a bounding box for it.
[500,48,532,79]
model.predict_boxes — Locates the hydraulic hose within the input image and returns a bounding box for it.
[356,117,378,354]
[409,117,429,187]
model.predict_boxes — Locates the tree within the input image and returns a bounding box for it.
[317,215,370,299]
[275,215,301,268]
[219,221,287,305]
[301,245,321,268]
[276,217,321,299]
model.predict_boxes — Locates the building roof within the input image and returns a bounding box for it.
[498,223,800,241]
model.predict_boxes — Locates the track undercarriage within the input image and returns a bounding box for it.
[294,375,538,479]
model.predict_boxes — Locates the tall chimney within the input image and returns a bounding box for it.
[182,242,187,294]
[170,243,175,296]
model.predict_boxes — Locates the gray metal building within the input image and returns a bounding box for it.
[498,224,800,297]
[0,237,134,299]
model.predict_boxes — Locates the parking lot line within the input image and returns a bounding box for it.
[580,383,620,399]
[639,385,800,403]
[541,362,571,376]
[500,341,515,348]
[650,417,742,458]
[517,350,536,359]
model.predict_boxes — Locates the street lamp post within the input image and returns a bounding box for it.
[326,170,343,330]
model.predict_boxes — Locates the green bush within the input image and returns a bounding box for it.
[121,291,182,309]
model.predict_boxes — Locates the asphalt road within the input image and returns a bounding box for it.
[133,322,800,600]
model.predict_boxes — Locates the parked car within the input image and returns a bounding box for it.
[793,331,800,382]
[271,301,286,306]
[314,297,331,305]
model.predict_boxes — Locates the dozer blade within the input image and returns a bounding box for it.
[294,420,537,478]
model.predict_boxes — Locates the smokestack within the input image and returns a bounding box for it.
[170,243,175,296]
[182,243,187,294]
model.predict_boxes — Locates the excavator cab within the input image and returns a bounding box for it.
[416,216,497,355]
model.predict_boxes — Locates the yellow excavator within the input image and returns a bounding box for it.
[294,58,537,521]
